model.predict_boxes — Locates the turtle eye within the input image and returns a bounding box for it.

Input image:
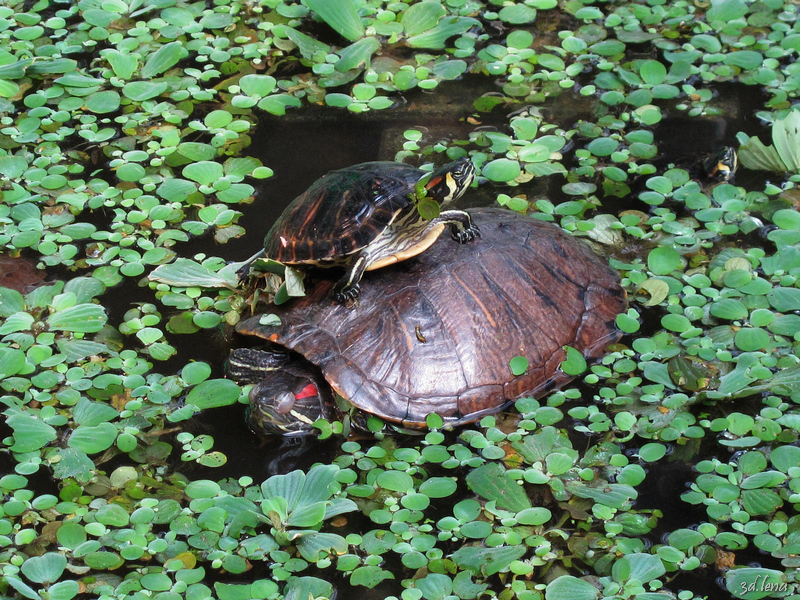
[274,391,297,414]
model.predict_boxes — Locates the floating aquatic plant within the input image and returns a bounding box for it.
[3,0,800,599]
[737,110,800,175]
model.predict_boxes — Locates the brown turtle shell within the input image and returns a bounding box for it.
[238,207,627,428]
[264,162,423,264]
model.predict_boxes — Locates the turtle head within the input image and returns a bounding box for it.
[246,368,326,436]
[425,158,475,204]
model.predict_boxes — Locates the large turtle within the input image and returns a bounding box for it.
[228,208,627,435]
[239,158,478,303]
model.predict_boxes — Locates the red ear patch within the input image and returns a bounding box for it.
[425,175,443,190]
[294,383,318,400]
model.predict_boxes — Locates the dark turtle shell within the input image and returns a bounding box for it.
[264,162,424,264]
[237,208,627,428]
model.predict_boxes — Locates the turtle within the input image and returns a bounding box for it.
[700,146,738,183]
[227,207,628,436]
[238,158,478,303]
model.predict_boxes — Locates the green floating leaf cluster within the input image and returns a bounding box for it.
[3,0,800,599]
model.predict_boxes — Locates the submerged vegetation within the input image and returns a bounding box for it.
[1,0,800,599]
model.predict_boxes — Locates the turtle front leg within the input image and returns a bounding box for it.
[333,253,369,303]
[235,249,267,284]
[438,209,479,244]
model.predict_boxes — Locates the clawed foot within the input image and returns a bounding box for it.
[333,282,360,304]
[452,224,480,244]
[236,264,251,285]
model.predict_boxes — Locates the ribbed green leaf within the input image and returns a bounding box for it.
[303,0,364,41]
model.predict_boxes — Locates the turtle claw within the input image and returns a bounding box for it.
[235,265,251,285]
[333,282,360,304]
[451,223,480,244]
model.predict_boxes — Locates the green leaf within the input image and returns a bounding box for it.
[141,41,188,78]
[401,2,446,36]
[725,567,787,599]
[376,470,414,492]
[48,580,80,600]
[724,51,763,70]
[239,74,278,97]
[284,27,330,60]
[767,287,800,312]
[303,0,365,41]
[419,477,457,499]
[258,94,302,115]
[183,161,224,186]
[0,347,26,378]
[466,462,531,512]
[407,17,480,50]
[122,81,168,101]
[4,575,40,600]
[647,247,682,275]
[612,553,665,584]
[734,328,770,351]
[6,411,57,452]
[452,545,527,577]
[499,4,537,24]
[350,565,395,588]
[47,304,106,333]
[639,443,667,462]
[741,488,783,515]
[773,208,800,230]
[336,37,380,72]
[509,355,528,376]
[149,258,238,289]
[287,502,326,528]
[737,134,787,172]
[96,503,130,527]
[182,362,212,385]
[104,50,138,79]
[83,551,124,570]
[639,60,666,85]
[73,398,119,426]
[545,575,600,600]
[68,423,117,454]
[414,573,453,600]
[770,445,800,473]
[483,158,521,183]
[707,0,748,22]
[301,464,340,506]
[586,137,619,157]
[740,471,786,489]
[263,474,303,517]
[21,552,66,584]
[417,197,440,220]
[0,155,29,180]
[560,346,587,375]
[710,299,748,320]
[283,576,334,600]
[567,482,637,509]
[83,90,121,113]
[773,111,800,172]
[186,379,241,410]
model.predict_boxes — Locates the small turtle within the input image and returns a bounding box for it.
[239,159,478,302]
[700,147,738,182]
[228,208,627,436]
